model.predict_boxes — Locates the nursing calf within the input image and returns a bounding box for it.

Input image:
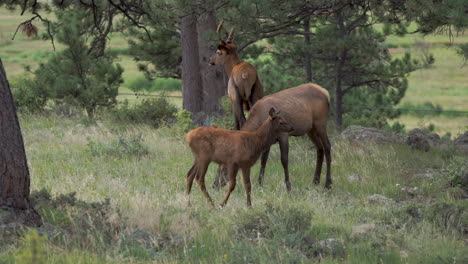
[185,108,292,207]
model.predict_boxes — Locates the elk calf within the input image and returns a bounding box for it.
[185,108,292,207]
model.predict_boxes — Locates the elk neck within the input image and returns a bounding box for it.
[224,53,241,78]
[251,118,276,154]
[241,107,268,132]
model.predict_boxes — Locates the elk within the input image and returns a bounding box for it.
[185,108,292,207]
[241,83,332,190]
[209,25,263,130]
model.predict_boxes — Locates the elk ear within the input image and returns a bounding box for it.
[269,107,277,118]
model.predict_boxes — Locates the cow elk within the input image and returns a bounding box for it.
[241,83,332,190]
[209,23,263,130]
[185,108,292,207]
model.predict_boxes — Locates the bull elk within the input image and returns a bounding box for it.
[241,83,332,190]
[185,108,293,207]
[209,23,263,130]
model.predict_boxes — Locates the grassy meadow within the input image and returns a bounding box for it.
[0,114,467,263]
[1,7,468,264]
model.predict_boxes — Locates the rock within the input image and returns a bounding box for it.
[38,222,66,238]
[342,126,404,144]
[406,128,444,151]
[314,238,346,258]
[415,171,435,179]
[406,129,431,151]
[401,186,418,197]
[400,250,409,258]
[347,173,363,182]
[351,223,376,238]
[0,222,26,236]
[367,194,395,205]
[125,228,159,248]
[454,131,468,153]
[454,131,468,145]
[385,239,398,248]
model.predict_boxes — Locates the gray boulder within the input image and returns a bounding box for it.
[342,126,404,144]
[406,128,444,151]
[454,131,468,153]
[367,194,395,205]
[351,223,376,238]
[314,238,346,258]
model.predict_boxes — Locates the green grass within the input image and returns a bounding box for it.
[1,114,466,263]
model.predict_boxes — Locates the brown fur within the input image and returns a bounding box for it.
[185,108,292,207]
[210,40,263,130]
[242,83,332,190]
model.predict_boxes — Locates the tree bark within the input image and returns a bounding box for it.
[197,11,227,115]
[181,14,203,114]
[0,59,41,227]
[334,49,347,130]
[303,17,312,82]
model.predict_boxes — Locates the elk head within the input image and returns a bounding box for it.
[209,22,237,66]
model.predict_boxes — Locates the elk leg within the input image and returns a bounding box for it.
[186,162,197,206]
[230,83,246,130]
[258,148,270,186]
[220,164,239,208]
[195,161,214,206]
[307,130,324,185]
[278,136,291,192]
[317,127,332,189]
[241,167,252,207]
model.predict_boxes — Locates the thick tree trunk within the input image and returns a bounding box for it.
[0,59,41,227]
[334,49,347,130]
[197,11,227,115]
[181,14,203,114]
[303,17,312,82]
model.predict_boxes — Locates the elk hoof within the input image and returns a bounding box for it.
[325,183,333,190]
[313,178,320,185]
[286,182,292,192]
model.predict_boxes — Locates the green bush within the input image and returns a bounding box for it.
[126,77,153,92]
[12,78,48,113]
[210,96,235,130]
[151,78,181,92]
[126,77,181,93]
[175,109,194,135]
[15,230,48,264]
[112,97,177,128]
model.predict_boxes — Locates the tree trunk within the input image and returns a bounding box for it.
[197,11,227,116]
[181,14,203,114]
[303,17,312,82]
[0,59,41,227]
[334,49,347,130]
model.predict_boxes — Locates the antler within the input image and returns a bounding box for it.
[216,20,224,33]
[227,27,235,42]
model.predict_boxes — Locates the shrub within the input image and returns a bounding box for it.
[126,77,153,93]
[12,78,48,113]
[175,109,194,135]
[15,230,48,264]
[112,97,177,128]
[210,96,235,130]
[151,78,181,92]
[125,77,181,93]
